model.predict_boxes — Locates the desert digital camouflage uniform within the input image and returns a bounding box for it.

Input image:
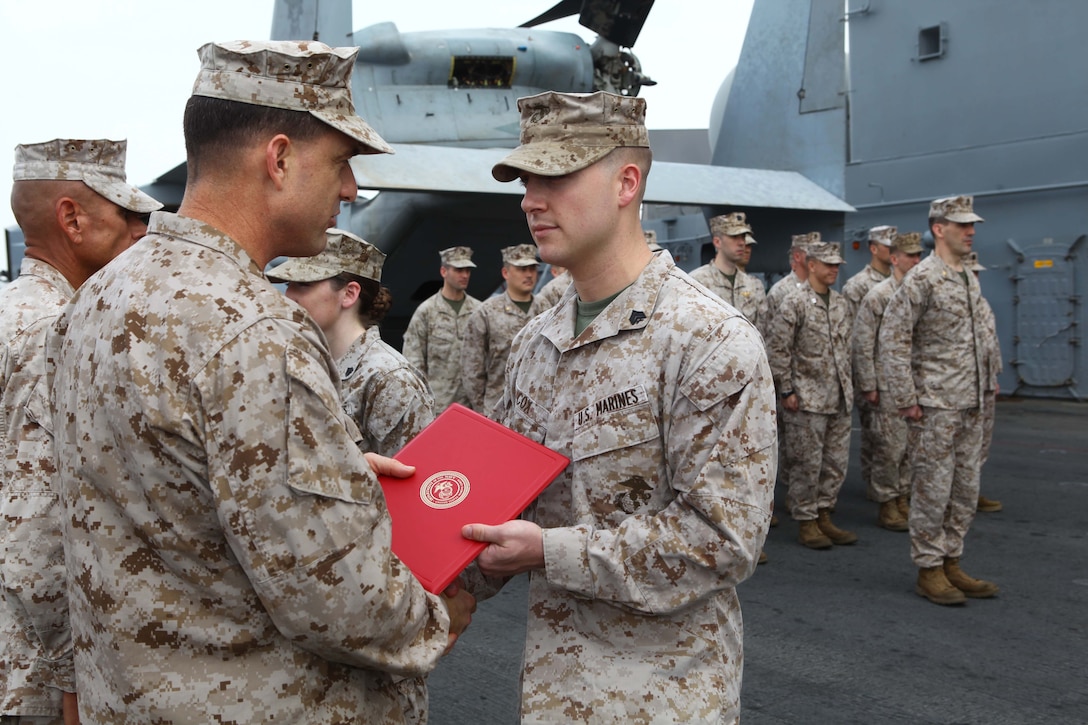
[492,252,777,723]
[49,213,453,723]
[842,258,891,494]
[0,259,74,722]
[765,278,853,520]
[534,269,571,311]
[851,275,911,504]
[402,291,480,409]
[842,263,891,322]
[880,253,988,568]
[460,292,545,415]
[759,270,803,338]
[978,295,1001,464]
[689,263,766,325]
[340,325,435,457]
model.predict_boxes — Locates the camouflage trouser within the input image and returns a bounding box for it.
[907,406,982,568]
[775,399,790,510]
[869,407,910,503]
[856,393,877,494]
[981,390,996,466]
[782,408,851,520]
[0,716,63,724]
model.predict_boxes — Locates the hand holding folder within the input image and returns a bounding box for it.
[377,404,569,594]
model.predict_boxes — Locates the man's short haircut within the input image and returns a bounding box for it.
[603,146,653,204]
[183,96,331,177]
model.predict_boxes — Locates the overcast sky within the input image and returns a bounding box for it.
[0,0,754,252]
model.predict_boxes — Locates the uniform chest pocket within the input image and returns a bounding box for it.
[572,396,659,463]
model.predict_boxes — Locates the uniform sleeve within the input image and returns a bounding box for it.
[357,366,436,457]
[879,279,927,410]
[851,291,880,393]
[401,307,428,375]
[197,321,450,677]
[541,321,776,614]
[0,318,74,692]
[458,309,488,412]
[764,293,799,396]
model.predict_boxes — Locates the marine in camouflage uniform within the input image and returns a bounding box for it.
[967,252,1004,512]
[267,228,435,459]
[842,225,895,499]
[269,228,436,722]
[534,267,571,311]
[758,232,818,338]
[469,91,776,724]
[880,195,998,605]
[850,232,925,531]
[0,139,160,724]
[402,246,481,409]
[459,244,544,415]
[47,42,473,722]
[688,211,766,325]
[766,242,857,548]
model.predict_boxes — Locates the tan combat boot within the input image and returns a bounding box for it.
[977,495,1003,513]
[944,558,999,598]
[797,519,833,549]
[758,550,768,565]
[896,495,910,520]
[878,500,908,532]
[916,566,967,605]
[817,508,858,545]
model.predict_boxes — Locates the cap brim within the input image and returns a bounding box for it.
[492,142,614,182]
[83,176,164,214]
[445,261,477,268]
[313,111,394,155]
[509,260,539,266]
[945,212,984,223]
[266,258,339,283]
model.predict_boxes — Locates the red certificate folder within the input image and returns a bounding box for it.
[378,403,569,594]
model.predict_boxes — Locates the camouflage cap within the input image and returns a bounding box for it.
[892,232,924,255]
[791,231,821,251]
[929,195,984,223]
[192,40,393,155]
[440,246,476,268]
[12,139,163,213]
[492,91,649,182]
[267,228,385,283]
[709,212,752,238]
[807,241,845,265]
[868,225,897,246]
[644,229,664,252]
[501,243,539,267]
[962,251,986,272]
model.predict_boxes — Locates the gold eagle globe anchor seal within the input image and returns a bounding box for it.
[420,470,471,509]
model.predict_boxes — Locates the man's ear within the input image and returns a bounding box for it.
[55,197,83,244]
[265,134,293,190]
[616,163,642,208]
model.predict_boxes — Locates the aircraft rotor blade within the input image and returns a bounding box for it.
[521,0,655,48]
[519,0,583,28]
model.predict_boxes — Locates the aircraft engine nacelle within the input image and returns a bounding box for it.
[349,23,596,148]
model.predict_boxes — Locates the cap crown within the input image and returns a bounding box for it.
[892,232,924,254]
[192,40,393,154]
[440,246,476,268]
[502,244,539,266]
[808,241,844,264]
[710,212,752,237]
[12,138,162,213]
[929,195,984,223]
[868,225,897,245]
[492,91,648,181]
[266,228,384,283]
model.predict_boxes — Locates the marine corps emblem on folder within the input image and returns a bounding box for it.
[421,471,471,509]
